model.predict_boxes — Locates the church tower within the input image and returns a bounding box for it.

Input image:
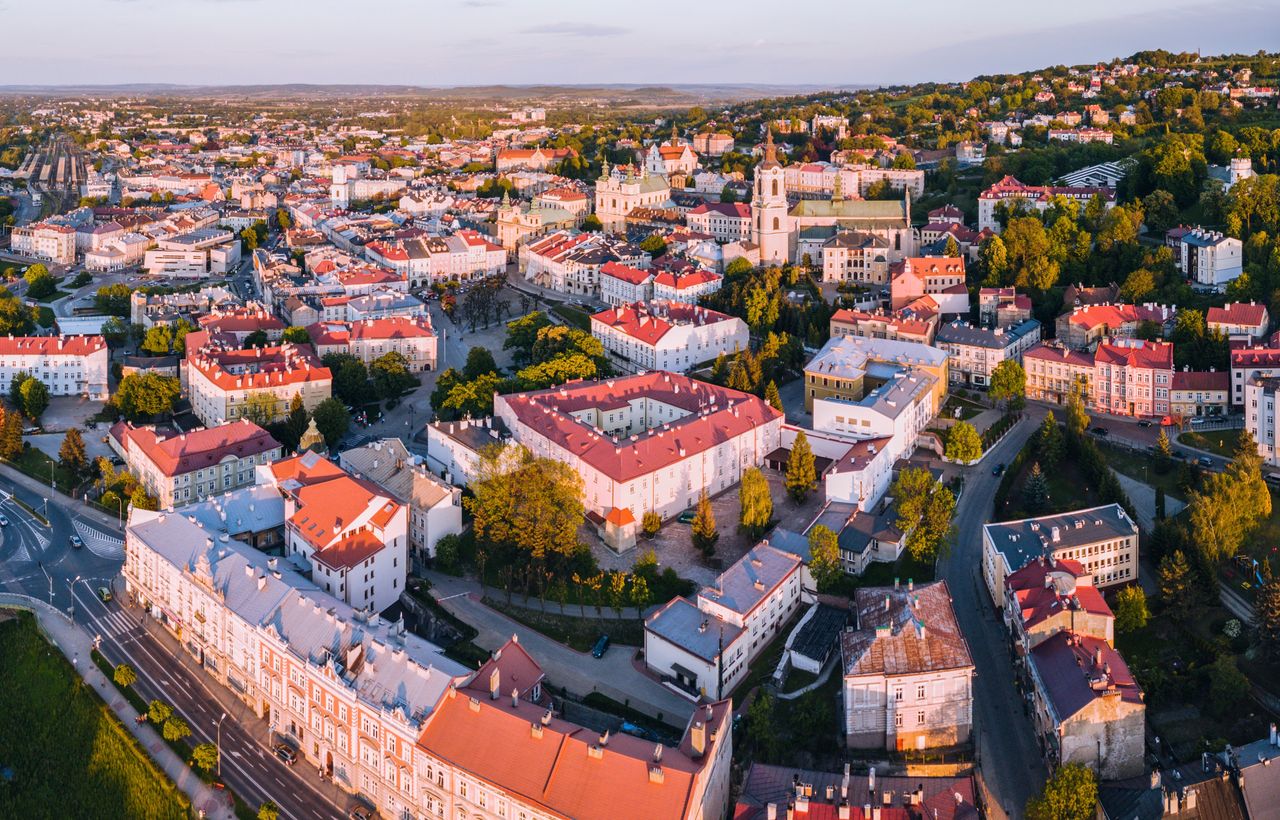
[751,129,789,266]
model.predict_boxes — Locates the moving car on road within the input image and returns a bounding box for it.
[992,463,1005,476]
[69,534,83,549]
[0,515,9,526]
[97,587,112,603]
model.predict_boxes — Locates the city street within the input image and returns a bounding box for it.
[939,408,1050,820]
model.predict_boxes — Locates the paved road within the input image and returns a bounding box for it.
[424,571,698,725]
[939,408,1049,820]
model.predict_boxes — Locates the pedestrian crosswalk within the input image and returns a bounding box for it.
[95,608,137,639]
[75,520,124,559]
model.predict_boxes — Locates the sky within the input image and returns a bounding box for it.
[4,0,1280,88]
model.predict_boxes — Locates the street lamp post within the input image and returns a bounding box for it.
[216,712,227,778]
[66,575,81,618]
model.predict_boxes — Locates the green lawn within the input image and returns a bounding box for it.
[32,289,70,304]
[995,453,1101,522]
[7,443,80,495]
[1178,429,1242,458]
[1096,441,1187,503]
[486,600,642,652]
[941,395,983,421]
[551,303,593,331]
[0,612,190,819]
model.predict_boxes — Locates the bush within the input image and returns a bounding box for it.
[642,511,662,538]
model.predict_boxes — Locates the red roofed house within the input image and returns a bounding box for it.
[495,146,577,172]
[1170,370,1229,418]
[1231,345,1280,406]
[349,315,437,372]
[888,258,969,315]
[1004,555,1114,652]
[686,202,752,243]
[1208,301,1270,342]
[1092,338,1174,418]
[977,287,1032,329]
[734,762,979,820]
[112,418,282,508]
[278,459,408,612]
[1054,302,1175,351]
[494,372,783,521]
[830,307,938,346]
[415,638,733,820]
[599,261,656,306]
[0,335,110,400]
[183,330,333,427]
[652,268,723,305]
[1026,632,1145,779]
[978,175,1115,233]
[591,301,748,374]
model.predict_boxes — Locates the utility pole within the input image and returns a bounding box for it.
[216,712,227,778]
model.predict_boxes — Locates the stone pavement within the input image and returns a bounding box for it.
[0,592,235,820]
[423,571,697,725]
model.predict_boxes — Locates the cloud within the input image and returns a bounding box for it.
[520,22,628,37]
[462,0,502,6]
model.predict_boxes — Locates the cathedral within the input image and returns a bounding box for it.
[750,129,917,268]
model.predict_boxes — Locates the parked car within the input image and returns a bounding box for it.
[676,509,697,524]
[69,535,83,549]
[348,807,376,820]
[1137,420,1153,428]
[98,586,112,603]
[1190,417,1208,427]
[591,634,611,659]
[1091,426,1110,436]
[992,463,1005,476]
[1198,456,1214,469]
[273,743,297,765]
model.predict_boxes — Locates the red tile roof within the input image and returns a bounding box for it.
[497,372,781,483]
[653,269,719,290]
[1024,343,1094,368]
[114,419,279,477]
[1094,339,1173,370]
[0,335,106,356]
[349,315,434,341]
[599,261,653,286]
[1006,557,1111,632]
[590,301,736,346]
[1172,370,1229,391]
[1208,302,1268,328]
[1062,303,1172,331]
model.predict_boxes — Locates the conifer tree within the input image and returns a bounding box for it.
[786,431,817,502]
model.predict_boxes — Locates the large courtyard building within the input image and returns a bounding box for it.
[493,372,783,522]
[590,301,748,374]
[0,335,110,400]
[183,330,333,427]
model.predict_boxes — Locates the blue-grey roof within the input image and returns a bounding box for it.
[936,318,1041,350]
[644,597,743,662]
[763,528,810,562]
[789,604,849,665]
[178,484,285,536]
[806,334,948,380]
[128,503,468,726]
[698,543,802,617]
[983,504,1137,573]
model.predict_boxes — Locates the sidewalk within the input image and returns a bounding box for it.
[0,459,124,534]
[0,592,234,820]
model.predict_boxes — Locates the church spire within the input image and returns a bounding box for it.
[671,122,679,145]
[832,170,844,204]
[599,157,610,181]
[761,127,779,169]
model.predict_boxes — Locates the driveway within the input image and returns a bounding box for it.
[37,397,107,433]
[424,571,697,725]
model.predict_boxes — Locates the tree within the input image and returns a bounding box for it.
[1026,763,1097,820]
[642,511,662,539]
[1155,486,1166,520]
[639,235,667,257]
[191,742,218,774]
[1209,653,1250,717]
[0,408,21,460]
[19,377,49,421]
[691,489,718,557]
[1035,411,1064,467]
[1113,586,1149,634]
[258,801,280,820]
[581,213,603,232]
[322,353,369,405]
[130,485,158,511]
[738,466,773,538]
[464,346,498,379]
[147,700,173,724]
[162,715,191,742]
[1256,578,1280,658]
[1023,462,1050,512]
[94,283,133,316]
[114,373,181,420]
[113,663,137,688]
[140,324,174,356]
[1003,216,1059,291]
[978,235,1009,284]
[281,393,309,452]
[59,427,87,474]
[371,351,418,399]
[891,467,956,562]
[8,370,30,410]
[312,398,351,447]
[808,524,842,592]
[1156,428,1173,459]
[785,431,817,502]
[281,325,311,344]
[1065,378,1090,438]
[466,445,585,561]
[1158,550,1194,621]
[23,264,56,300]
[240,392,279,425]
[242,329,269,349]
[944,421,983,462]
[988,359,1026,410]
[764,380,783,412]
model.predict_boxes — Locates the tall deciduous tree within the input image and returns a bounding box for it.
[785,431,817,502]
[19,376,49,421]
[738,467,773,538]
[1255,578,1280,658]
[1113,586,1149,633]
[311,398,350,447]
[466,445,585,561]
[988,359,1026,411]
[1035,411,1064,467]
[891,467,956,562]
[1065,378,1090,438]
[944,421,983,462]
[1026,763,1097,820]
[115,373,181,420]
[807,525,841,592]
